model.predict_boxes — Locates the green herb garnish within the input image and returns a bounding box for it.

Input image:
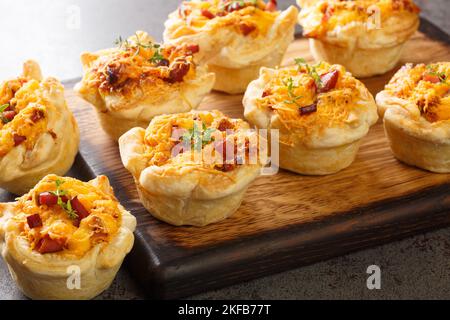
[282,77,303,107]
[115,34,165,64]
[133,32,156,57]
[202,125,216,146]
[0,104,9,113]
[294,58,323,89]
[220,0,258,11]
[0,104,10,124]
[149,44,165,64]
[182,122,216,150]
[114,36,130,50]
[133,33,154,49]
[426,65,448,84]
[58,196,78,220]
[50,179,78,220]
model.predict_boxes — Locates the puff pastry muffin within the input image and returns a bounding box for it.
[297,0,420,78]
[0,174,136,300]
[75,31,215,140]
[376,62,450,173]
[164,0,298,94]
[0,61,79,195]
[243,59,378,175]
[119,110,265,226]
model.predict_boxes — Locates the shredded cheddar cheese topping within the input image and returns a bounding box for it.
[143,110,259,174]
[80,32,198,109]
[0,76,56,157]
[385,62,450,122]
[12,175,122,258]
[169,0,279,38]
[256,61,367,144]
[299,0,420,38]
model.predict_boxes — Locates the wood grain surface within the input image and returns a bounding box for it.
[64,32,450,299]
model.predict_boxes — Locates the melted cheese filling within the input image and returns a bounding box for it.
[81,34,197,107]
[256,62,363,143]
[0,79,50,156]
[143,111,254,174]
[301,0,420,38]
[171,0,278,38]
[385,63,450,123]
[13,176,122,258]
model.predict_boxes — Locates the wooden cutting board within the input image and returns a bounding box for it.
[67,29,449,299]
[2,23,448,299]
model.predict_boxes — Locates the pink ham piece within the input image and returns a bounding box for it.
[36,235,64,254]
[13,134,26,146]
[266,0,278,12]
[319,70,339,93]
[38,192,69,206]
[71,196,90,227]
[27,214,43,229]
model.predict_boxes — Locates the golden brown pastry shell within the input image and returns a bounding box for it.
[298,2,420,77]
[243,66,378,175]
[279,139,363,175]
[164,5,299,94]
[308,38,408,78]
[377,90,450,173]
[0,176,136,300]
[119,116,263,227]
[0,61,79,195]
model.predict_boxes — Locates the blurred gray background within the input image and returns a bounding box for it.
[0,0,448,80]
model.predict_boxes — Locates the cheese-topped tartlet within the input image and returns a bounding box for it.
[119,110,266,226]
[0,61,79,195]
[164,0,298,94]
[243,59,378,175]
[75,31,215,140]
[297,0,420,78]
[376,62,450,173]
[0,174,136,300]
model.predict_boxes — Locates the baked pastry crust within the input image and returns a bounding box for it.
[0,61,79,195]
[376,62,450,173]
[119,110,265,226]
[243,60,378,175]
[0,174,136,300]
[75,31,215,140]
[164,1,298,94]
[297,0,420,78]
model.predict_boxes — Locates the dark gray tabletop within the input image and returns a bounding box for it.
[0,0,449,300]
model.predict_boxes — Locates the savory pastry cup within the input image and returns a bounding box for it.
[119,110,266,226]
[0,174,136,300]
[376,62,450,173]
[297,0,420,78]
[0,60,79,195]
[75,31,215,140]
[243,59,378,175]
[164,0,298,94]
